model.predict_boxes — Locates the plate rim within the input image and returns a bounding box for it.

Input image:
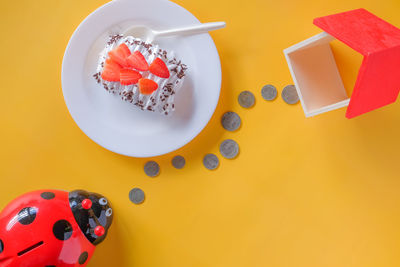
[61,0,222,158]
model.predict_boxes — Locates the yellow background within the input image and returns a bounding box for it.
[1,0,400,266]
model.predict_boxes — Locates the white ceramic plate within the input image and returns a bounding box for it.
[62,0,221,157]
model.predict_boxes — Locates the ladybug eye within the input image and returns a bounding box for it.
[18,207,37,225]
[99,198,108,206]
[105,208,112,217]
[0,239,4,254]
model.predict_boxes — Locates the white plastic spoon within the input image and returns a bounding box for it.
[123,21,226,42]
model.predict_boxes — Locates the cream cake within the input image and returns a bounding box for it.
[93,34,188,115]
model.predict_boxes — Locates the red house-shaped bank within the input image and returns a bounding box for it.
[284,8,400,118]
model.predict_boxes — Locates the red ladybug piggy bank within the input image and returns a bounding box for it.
[0,189,113,267]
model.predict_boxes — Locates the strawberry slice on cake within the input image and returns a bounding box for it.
[94,35,188,115]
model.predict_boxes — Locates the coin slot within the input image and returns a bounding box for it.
[17,241,44,256]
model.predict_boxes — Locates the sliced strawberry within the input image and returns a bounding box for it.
[119,43,131,57]
[139,78,158,95]
[105,58,118,66]
[101,59,122,81]
[126,51,149,71]
[108,50,126,67]
[149,57,170,78]
[108,43,131,68]
[101,70,119,82]
[104,58,122,69]
[120,69,142,85]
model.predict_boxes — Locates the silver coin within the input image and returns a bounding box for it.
[171,155,185,169]
[144,161,160,177]
[221,111,241,132]
[219,139,239,159]
[129,188,145,204]
[238,91,255,108]
[261,84,278,101]
[281,85,299,104]
[203,154,219,170]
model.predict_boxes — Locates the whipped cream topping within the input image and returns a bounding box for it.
[93,34,187,115]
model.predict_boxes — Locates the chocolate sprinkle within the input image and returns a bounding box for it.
[107,34,123,46]
[93,36,188,115]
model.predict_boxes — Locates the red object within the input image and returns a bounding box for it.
[0,190,113,267]
[81,199,92,210]
[101,58,122,82]
[94,226,105,237]
[108,43,131,68]
[120,69,142,85]
[127,51,149,71]
[139,78,159,95]
[118,43,131,58]
[149,57,170,78]
[314,8,400,118]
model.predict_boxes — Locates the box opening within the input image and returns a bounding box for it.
[284,32,363,117]
[330,39,364,98]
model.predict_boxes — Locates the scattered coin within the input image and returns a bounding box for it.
[129,188,145,204]
[172,155,186,169]
[144,161,160,177]
[219,139,239,159]
[203,154,219,170]
[221,111,241,132]
[261,84,278,101]
[281,85,299,104]
[238,91,255,108]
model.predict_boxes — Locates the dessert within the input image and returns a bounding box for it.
[93,34,188,115]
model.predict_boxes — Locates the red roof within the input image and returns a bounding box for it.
[314,8,400,118]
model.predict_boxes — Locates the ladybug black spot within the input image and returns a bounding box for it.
[18,207,37,225]
[41,192,55,200]
[0,239,4,253]
[78,251,88,265]
[52,220,73,241]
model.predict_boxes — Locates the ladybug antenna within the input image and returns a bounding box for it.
[79,198,105,237]
[81,198,92,210]
[86,207,106,238]
[94,225,105,237]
